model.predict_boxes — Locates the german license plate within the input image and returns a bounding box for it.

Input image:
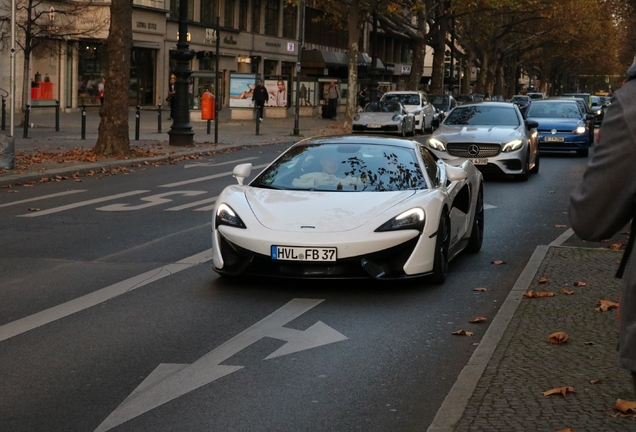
[271,246,337,262]
[545,136,565,142]
[367,124,382,128]
[470,158,488,165]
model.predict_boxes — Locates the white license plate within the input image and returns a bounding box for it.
[470,158,488,165]
[271,246,337,262]
[367,124,382,128]
[545,136,565,142]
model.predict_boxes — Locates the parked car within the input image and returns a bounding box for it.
[352,101,416,136]
[428,94,458,124]
[511,95,531,113]
[526,92,546,100]
[525,99,595,157]
[212,136,484,282]
[425,101,540,181]
[455,94,476,105]
[380,91,436,133]
[590,95,604,125]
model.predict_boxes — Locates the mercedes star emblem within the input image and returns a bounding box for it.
[467,144,480,157]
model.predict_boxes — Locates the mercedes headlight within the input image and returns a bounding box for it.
[574,126,586,134]
[215,203,246,229]
[375,208,425,232]
[502,139,523,152]
[427,138,446,151]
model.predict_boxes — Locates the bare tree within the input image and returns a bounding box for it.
[93,0,132,156]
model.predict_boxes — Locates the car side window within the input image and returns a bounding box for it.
[418,145,440,187]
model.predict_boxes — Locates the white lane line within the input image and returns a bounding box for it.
[16,190,151,217]
[0,248,214,342]
[549,227,574,247]
[159,163,269,188]
[184,156,260,169]
[0,190,87,208]
[165,196,218,211]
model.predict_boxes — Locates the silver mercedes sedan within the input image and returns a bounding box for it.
[424,102,540,181]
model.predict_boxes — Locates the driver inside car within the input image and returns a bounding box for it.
[292,155,362,189]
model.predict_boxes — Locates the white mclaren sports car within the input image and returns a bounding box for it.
[212,135,484,282]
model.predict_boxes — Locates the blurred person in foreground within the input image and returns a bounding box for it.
[570,60,636,395]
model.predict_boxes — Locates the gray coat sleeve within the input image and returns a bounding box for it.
[569,81,636,241]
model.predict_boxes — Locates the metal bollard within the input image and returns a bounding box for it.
[23,104,30,138]
[81,105,86,140]
[157,104,162,134]
[135,105,140,140]
[255,106,260,135]
[1,97,5,131]
[207,119,211,135]
[55,100,60,132]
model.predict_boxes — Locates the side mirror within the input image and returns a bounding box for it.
[446,165,468,182]
[233,163,253,185]
[525,120,539,129]
[585,114,595,120]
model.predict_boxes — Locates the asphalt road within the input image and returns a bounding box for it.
[0,142,590,432]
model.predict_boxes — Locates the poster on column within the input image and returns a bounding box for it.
[229,74,258,108]
[264,76,289,107]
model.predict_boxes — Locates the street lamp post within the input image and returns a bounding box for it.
[293,0,305,136]
[168,0,195,146]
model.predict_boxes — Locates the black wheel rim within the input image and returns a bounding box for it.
[474,191,484,244]
[438,214,450,276]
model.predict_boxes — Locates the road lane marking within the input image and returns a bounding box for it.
[16,190,150,217]
[164,196,218,211]
[0,190,86,208]
[159,163,269,188]
[484,204,497,210]
[0,248,214,343]
[184,156,260,169]
[96,191,207,211]
[94,298,347,432]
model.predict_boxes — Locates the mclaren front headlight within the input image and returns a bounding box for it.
[502,139,523,152]
[375,208,425,232]
[215,203,246,229]
[427,137,446,151]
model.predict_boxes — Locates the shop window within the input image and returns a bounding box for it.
[77,42,105,106]
[264,0,279,36]
[252,0,261,33]
[224,0,236,28]
[239,0,248,30]
[170,0,194,20]
[264,59,277,75]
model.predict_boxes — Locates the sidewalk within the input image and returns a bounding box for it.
[429,230,635,432]
[0,104,345,185]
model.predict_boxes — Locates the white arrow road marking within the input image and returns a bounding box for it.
[96,191,207,211]
[159,163,269,188]
[16,190,151,217]
[94,298,347,432]
[0,189,86,208]
[183,156,260,169]
[484,204,497,210]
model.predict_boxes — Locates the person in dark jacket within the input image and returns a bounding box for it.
[252,80,268,121]
[570,60,636,395]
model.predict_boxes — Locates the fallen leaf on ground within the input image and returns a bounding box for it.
[542,386,574,396]
[473,287,488,292]
[524,291,555,298]
[548,332,569,344]
[554,224,567,228]
[573,281,587,287]
[608,242,624,250]
[595,299,619,312]
[492,260,506,265]
[452,330,473,336]
[614,399,636,414]
[538,277,548,283]
[556,429,573,432]
[561,288,575,295]
[548,190,555,194]
[469,317,488,323]
[28,208,40,212]
[584,341,594,346]
[590,379,602,384]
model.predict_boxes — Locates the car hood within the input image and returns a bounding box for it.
[433,125,521,143]
[356,112,400,122]
[526,117,583,130]
[244,189,417,232]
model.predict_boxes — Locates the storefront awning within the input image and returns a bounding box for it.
[359,53,385,71]
[301,50,349,68]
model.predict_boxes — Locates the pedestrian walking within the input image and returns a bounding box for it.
[327,81,340,120]
[167,75,176,120]
[357,86,367,110]
[569,60,636,396]
[98,77,105,105]
[252,80,268,121]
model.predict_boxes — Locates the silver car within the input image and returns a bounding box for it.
[352,101,416,137]
[425,102,540,181]
[380,91,437,133]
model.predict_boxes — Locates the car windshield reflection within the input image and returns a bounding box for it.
[363,102,403,113]
[526,102,582,119]
[444,105,520,126]
[251,143,427,192]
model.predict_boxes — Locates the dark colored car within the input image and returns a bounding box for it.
[455,94,476,105]
[524,99,595,157]
[590,95,604,125]
[511,95,531,113]
[428,94,458,124]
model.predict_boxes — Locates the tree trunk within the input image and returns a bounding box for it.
[461,52,472,94]
[94,0,133,157]
[429,21,448,94]
[344,0,361,130]
[406,37,426,91]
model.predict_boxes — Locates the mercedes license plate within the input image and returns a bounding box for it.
[470,158,488,165]
[545,136,565,142]
[271,246,337,262]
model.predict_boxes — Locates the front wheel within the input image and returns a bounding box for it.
[430,210,450,284]
[467,187,484,252]
[530,150,540,174]
[401,121,407,137]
